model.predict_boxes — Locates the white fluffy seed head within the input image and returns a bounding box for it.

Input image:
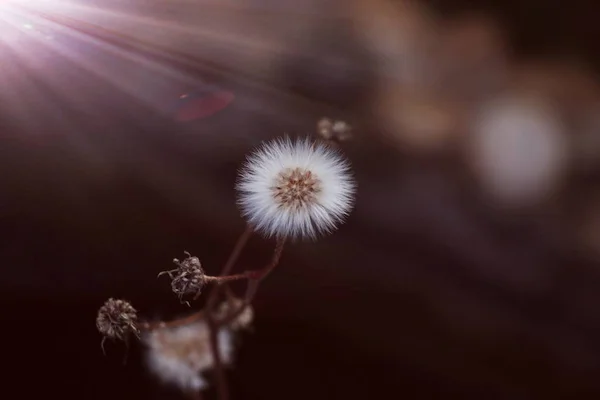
[236,136,356,240]
[143,321,234,393]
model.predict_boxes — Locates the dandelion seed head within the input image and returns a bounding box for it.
[236,137,356,240]
[144,321,234,392]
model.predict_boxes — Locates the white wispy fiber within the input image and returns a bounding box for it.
[144,321,234,392]
[236,137,356,239]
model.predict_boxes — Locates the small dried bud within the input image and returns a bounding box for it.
[317,117,335,140]
[159,251,206,303]
[331,120,353,141]
[317,117,353,142]
[216,298,254,331]
[96,298,140,351]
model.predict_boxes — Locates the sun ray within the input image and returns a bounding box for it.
[1,0,349,146]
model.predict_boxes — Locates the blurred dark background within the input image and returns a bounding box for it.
[2,0,600,398]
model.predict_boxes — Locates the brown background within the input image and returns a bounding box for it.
[2,0,600,398]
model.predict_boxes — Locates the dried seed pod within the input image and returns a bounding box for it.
[317,117,334,140]
[317,118,354,142]
[159,251,206,303]
[96,298,140,352]
[331,120,353,142]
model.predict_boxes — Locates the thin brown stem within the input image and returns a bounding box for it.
[204,272,252,283]
[207,237,285,400]
[204,226,252,400]
[216,237,286,328]
[207,226,253,311]
[206,314,229,400]
[250,238,286,280]
[217,279,260,328]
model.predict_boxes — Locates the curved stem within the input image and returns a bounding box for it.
[207,237,285,400]
[207,226,253,311]
[206,315,229,400]
[216,279,260,328]
[252,238,286,280]
[216,237,286,328]
[204,272,252,283]
[203,226,252,400]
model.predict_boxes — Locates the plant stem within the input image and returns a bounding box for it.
[217,238,285,328]
[206,314,229,400]
[252,238,286,280]
[207,226,253,311]
[207,237,285,400]
[139,228,253,332]
[203,226,253,400]
[137,230,285,400]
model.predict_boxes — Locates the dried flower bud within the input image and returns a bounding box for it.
[159,251,206,303]
[317,117,335,140]
[331,120,353,141]
[96,298,140,351]
[317,117,354,142]
[216,298,254,331]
